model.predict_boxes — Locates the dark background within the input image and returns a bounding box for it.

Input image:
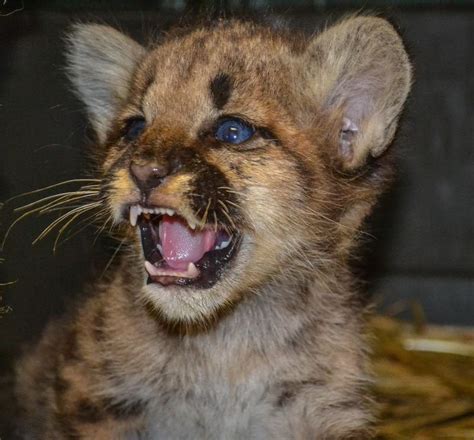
[0,0,473,376]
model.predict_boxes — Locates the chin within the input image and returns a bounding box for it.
[141,282,232,325]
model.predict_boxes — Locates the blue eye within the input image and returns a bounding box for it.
[124,117,146,141]
[215,118,255,145]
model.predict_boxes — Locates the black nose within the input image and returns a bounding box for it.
[130,161,168,192]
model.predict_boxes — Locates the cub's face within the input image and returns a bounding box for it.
[101,27,322,321]
[67,19,411,323]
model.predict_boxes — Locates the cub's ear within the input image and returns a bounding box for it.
[304,16,412,170]
[66,24,146,142]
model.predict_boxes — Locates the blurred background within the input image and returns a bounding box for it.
[0,0,472,379]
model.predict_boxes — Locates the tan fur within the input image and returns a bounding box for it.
[15,16,411,439]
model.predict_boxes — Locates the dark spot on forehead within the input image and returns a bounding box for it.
[209,73,232,110]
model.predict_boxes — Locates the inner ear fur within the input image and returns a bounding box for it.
[304,16,412,171]
[66,24,146,143]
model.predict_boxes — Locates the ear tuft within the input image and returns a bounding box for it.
[304,16,412,170]
[66,24,146,143]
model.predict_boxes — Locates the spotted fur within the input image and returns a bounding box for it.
[15,16,411,439]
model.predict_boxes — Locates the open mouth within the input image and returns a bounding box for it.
[128,205,239,288]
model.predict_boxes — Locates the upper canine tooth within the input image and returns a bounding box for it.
[129,205,139,227]
[144,261,160,276]
[166,209,175,216]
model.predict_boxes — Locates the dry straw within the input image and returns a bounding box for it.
[372,315,474,439]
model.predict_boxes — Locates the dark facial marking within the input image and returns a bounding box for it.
[190,161,242,229]
[209,73,232,110]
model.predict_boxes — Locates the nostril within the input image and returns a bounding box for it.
[130,162,168,191]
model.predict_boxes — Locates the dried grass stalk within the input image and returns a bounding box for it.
[372,316,474,439]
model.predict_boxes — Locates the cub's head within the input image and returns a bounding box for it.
[66,17,411,324]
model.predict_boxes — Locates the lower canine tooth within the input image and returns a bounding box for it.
[187,262,199,278]
[144,261,160,276]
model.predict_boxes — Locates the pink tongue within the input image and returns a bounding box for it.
[159,215,216,270]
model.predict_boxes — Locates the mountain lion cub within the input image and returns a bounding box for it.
[15,15,411,439]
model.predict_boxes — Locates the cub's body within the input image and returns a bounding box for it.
[18,270,368,439]
[15,17,411,439]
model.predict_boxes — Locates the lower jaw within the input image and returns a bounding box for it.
[147,274,200,287]
[141,280,234,328]
[143,235,242,289]
[145,261,228,289]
